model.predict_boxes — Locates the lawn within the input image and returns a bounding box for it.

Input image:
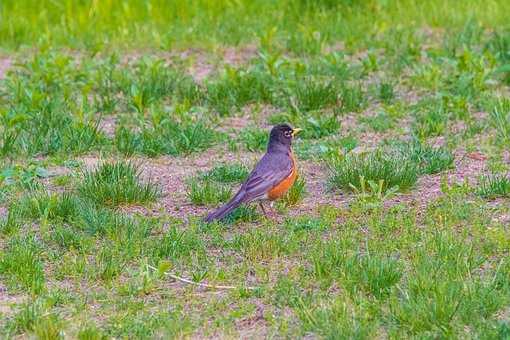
[1,0,510,338]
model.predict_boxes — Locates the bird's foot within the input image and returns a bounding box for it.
[259,201,279,220]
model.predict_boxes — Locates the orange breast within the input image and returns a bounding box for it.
[267,153,297,201]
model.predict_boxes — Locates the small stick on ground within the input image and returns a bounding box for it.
[148,265,259,291]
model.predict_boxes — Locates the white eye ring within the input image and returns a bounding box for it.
[284,131,292,137]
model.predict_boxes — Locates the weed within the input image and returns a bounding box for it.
[231,229,293,261]
[2,59,106,156]
[33,313,64,340]
[4,299,45,335]
[292,295,374,338]
[51,224,86,250]
[119,58,181,112]
[328,149,418,193]
[95,246,124,282]
[296,136,358,160]
[113,127,141,157]
[350,176,400,209]
[349,254,402,299]
[0,164,48,190]
[10,191,80,223]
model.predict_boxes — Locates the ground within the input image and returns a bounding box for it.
[1,1,510,339]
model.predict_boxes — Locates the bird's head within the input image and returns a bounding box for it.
[268,124,302,151]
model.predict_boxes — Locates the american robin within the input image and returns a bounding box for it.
[204,124,302,222]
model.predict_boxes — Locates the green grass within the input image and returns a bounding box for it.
[201,163,249,183]
[239,127,268,152]
[412,107,448,139]
[268,112,341,139]
[3,299,63,337]
[114,119,220,157]
[378,82,396,104]
[328,149,419,194]
[186,176,232,206]
[489,99,510,144]
[280,177,307,207]
[3,0,510,51]
[360,111,395,133]
[476,174,510,199]
[295,136,358,160]
[396,139,455,175]
[78,162,160,207]
[288,80,339,113]
[0,235,46,294]
[2,1,510,338]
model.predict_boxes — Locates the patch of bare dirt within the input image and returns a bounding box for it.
[0,282,25,317]
[503,150,510,165]
[340,114,358,133]
[218,116,253,133]
[323,42,346,54]
[235,317,268,340]
[149,151,260,220]
[492,212,510,225]
[0,58,11,79]
[185,44,258,82]
[223,44,258,66]
[39,165,72,193]
[0,206,7,218]
[73,134,493,223]
[394,148,488,208]
[218,105,281,135]
[98,115,117,138]
[287,160,349,218]
[186,50,217,83]
[77,146,346,222]
[78,149,261,220]
[79,155,103,169]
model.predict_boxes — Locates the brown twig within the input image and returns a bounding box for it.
[147,265,259,291]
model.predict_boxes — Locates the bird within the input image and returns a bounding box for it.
[204,124,302,222]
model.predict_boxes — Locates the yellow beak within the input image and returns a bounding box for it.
[292,128,303,137]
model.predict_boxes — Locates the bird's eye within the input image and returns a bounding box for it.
[284,131,292,138]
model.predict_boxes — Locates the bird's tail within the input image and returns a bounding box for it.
[204,192,245,223]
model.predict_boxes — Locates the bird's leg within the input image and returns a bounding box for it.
[258,202,268,217]
[269,201,276,216]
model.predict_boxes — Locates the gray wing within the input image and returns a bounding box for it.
[239,152,293,202]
